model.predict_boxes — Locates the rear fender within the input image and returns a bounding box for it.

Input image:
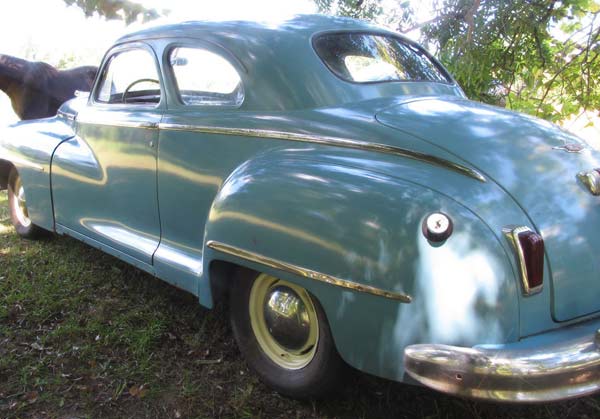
[203,150,520,380]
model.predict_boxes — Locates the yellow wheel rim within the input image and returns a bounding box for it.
[249,273,319,370]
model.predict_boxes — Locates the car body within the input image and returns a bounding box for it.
[1,15,599,402]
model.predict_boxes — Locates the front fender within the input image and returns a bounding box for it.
[0,116,75,230]
[203,150,520,381]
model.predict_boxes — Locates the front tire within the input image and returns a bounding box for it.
[230,269,348,399]
[7,167,44,239]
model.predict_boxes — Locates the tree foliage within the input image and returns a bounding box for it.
[316,0,600,122]
[63,0,162,24]
[314,0,383,20]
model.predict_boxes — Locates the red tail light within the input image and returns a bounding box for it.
[517,230,544,291]
[504,227,544,295]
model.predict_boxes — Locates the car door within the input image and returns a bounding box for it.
[152,43,247,294]
[51,43,163,267]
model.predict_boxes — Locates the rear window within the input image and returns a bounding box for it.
[313,32,451,84]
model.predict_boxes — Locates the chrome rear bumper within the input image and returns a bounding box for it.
[404,327,600,402]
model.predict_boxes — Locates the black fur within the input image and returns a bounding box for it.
[0,54,97,120]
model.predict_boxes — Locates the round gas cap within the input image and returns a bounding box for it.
[422,212,453,243]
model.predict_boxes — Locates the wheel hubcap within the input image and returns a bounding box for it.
[249,274,319,369]
[12,177,31,227]
[263,285,311,351]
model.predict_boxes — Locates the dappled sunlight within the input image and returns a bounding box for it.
[393,230,510,350]
[208,209,349,256]
[378,95,600,319]
[401,98,465,118]
[0,245,13,255]
[416,232,501,343]
[0,224,14,236]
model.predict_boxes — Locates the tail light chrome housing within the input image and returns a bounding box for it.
[503,226,545,296]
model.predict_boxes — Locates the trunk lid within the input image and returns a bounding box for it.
[377,97,600,321]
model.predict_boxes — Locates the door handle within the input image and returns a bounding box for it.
[139,122,159,129]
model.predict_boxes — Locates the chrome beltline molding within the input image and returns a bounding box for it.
[206,240,412,303]
[78,118,159,130]
[159,123,486,182]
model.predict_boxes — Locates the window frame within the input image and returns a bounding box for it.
[163,41,246,110]
[90,42,165,109]
[311,30,457,86]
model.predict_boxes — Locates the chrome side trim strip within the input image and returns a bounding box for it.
[503,225,542,296]
[159,123,486,182]
[153,243,203,277]
[78,119,159,130]
[56,223,155,275]
[206,240,412,303]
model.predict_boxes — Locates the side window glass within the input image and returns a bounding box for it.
[169,47,244,106]
[96,49,161,105]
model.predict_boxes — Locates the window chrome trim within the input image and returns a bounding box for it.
[167,46,245,108]
[90,42,164,109]
[158,123,486,182]
[311,30,456,86]
[206,240,412,303]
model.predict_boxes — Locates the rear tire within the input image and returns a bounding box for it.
[230,269,348,399]
[7,167,45,239]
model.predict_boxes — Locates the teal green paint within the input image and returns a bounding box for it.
[52,107,162,265]
[202,151,520,380]
[377,98,600,324]
[0,117,76,230]
[1,15,599,385]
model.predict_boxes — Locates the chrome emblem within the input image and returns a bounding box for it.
[577,170,600,196]
[553,143,584,153]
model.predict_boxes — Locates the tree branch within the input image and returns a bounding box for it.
[464,0,481,45]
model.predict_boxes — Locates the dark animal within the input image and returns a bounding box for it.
[0,54,97,120]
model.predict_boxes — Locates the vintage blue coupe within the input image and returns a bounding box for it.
[1,15,599,402]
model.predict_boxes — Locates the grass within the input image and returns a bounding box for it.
[0,190,599,418]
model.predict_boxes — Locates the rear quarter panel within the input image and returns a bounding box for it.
[202,146,521,380]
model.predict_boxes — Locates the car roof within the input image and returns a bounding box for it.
[116,14,390,45]
[110,15,461,111]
